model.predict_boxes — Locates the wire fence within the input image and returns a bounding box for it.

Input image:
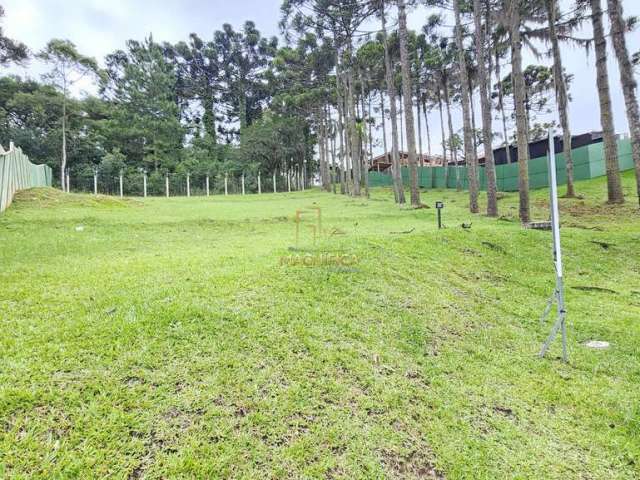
[66,170,307,198]
[0,142,52,213]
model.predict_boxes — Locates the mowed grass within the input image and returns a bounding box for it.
[1,172,639,479]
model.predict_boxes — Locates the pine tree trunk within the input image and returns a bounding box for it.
[61,93,67,191]
[318,111,328,191]
[381,1,405,204]
[422,97,432,156]
[546,0,575,197]
[399,93,405,153]
[608,0,640,205]
[474,0,498,216]
[380,92,388,157]
[454,0,479,213]
[495,49,510,163]
[346,57,361,196]
[416,85,424,167]
[324,106,333,192]
[443,75,459,189]
[336,56,348,195]
[591,0,624,203]
[508,0,531,223]
[438,86,448,187]
[330,118,337,194]
[338,100,347,194]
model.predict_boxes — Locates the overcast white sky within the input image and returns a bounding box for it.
[2,0,640,156]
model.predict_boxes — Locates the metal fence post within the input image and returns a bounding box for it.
[186,173,191,197]
[165,174,169,198]
[224,173,228,196]
[258,171,261,194]
[143,171,148,198]
[206,175,210,196]
[119,170,124,198]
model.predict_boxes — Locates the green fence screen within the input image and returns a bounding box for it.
[369,138,634,191]
[0,143,52,212]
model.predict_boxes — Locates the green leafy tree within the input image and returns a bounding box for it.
[38,39,99,189]
[215,22,278,138]
[102,37,184,173]
[0,6,28,66]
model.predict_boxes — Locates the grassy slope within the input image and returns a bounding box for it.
[1,172,639,479]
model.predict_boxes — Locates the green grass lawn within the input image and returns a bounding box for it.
[1,172,639,479]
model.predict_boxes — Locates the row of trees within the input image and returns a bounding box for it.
[0,1,638,219]
[0,14,313,194]
[281,0,640,222]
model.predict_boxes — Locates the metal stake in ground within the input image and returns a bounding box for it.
[435,201,444,229]
[539,128,568,362]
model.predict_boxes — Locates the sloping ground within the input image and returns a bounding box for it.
[0,172,638,479]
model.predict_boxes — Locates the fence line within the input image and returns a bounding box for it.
[68,170,305,198]
[0,143,52,213]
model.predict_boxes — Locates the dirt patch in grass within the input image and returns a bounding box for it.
[381,448,444,479]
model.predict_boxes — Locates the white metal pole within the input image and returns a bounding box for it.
[287,171,291,192]
[206,175,210,196]
[258,172,261,194]
[143,172,147,198]
[119,171,123,198]
[548,134,562,278]
[165,174,169,198]
[224,173,228,196]
[540,128,568,362]
[66,170,70,193]
[273,172,277,193]
[186,173,191,197]
[241,173,245,195]
[94,172,98,195]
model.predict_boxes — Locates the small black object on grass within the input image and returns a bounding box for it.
[435,201,444,229]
